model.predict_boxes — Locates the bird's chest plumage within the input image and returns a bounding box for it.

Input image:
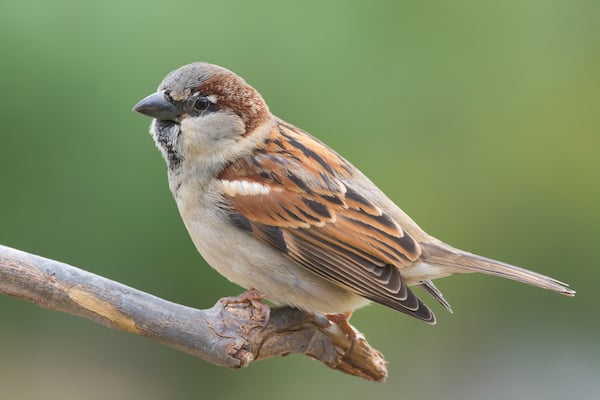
[170,171,238,273]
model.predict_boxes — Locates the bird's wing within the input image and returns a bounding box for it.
[218,120,435,323]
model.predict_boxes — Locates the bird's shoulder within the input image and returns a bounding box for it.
[218,119,422,265]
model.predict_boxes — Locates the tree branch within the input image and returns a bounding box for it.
[0,244,387,382]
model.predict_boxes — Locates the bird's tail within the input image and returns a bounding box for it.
[420,241,575,297]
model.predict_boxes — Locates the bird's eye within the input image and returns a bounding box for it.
[193,97,210,111]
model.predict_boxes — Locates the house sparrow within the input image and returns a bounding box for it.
[133,62,574,326]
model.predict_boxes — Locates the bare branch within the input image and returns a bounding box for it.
[0,244,387,382]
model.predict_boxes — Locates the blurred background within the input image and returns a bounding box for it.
[0,0,598,399]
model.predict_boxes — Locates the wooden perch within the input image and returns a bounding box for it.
[0,244,387,382]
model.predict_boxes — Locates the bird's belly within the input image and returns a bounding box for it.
[179,206,370,314]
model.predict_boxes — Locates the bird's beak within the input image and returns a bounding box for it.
[132,90,179,121]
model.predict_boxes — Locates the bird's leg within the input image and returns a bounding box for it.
[220,289,271,326]
[324,311,358,342]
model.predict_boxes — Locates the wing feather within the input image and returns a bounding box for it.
[219,120,435,323]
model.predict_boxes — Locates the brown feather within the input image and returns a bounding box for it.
[218,119,436,323]
[421,241,575,296]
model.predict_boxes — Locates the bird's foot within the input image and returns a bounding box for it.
[220,289,271,326]
[324,311,359,342]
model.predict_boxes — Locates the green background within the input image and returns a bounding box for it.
[1,1,598,399]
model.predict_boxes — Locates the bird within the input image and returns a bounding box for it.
[132,62,574,329]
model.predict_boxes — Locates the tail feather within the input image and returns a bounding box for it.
[418,280,454,313]
[420,241,576,297]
